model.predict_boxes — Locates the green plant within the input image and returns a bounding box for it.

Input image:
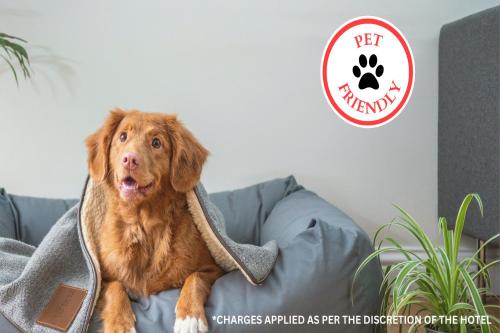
[0,32,31,84]
[353,194,500,333]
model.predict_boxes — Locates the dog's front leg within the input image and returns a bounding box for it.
[174,267,223,333]
[100,281,136,333]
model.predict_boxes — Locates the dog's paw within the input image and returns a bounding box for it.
[102,319,137,333]
[174,315,208,333]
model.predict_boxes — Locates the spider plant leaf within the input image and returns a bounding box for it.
[393,261,421,298]
[437,247,451,281]
[393,290,426,314]
[458,265,490,333]
[352,247,418,292]
[419,252,449,295]
[381,237,421,261]
[390,213,443,275]
[379,261,413,295]
[461,257,489,288]
[448,302,475,313]
[380,263,401,293]
[485,305,500,310]
[373,219,396,247]
[401,276,425,296]
[471,260,499,284]
[439,217,452,254]
[453,194,482,262]
[465,233,500,270]
[408,321,424,333]
[414,273,449,314]
[351,247,394,304]
[391,220,434,258]
[415,269,441,293]
[488,315,499,324]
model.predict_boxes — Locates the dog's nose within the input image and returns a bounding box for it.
[122,152,140,170]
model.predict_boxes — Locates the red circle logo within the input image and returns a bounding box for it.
[321,17,415,128]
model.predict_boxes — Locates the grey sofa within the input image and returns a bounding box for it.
[0,176,382,332]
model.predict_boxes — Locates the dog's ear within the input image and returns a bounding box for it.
[165,115,208,192]
[85,109,126,182]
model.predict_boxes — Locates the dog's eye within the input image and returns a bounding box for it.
[119,132,127,142]
[152,137,161,149]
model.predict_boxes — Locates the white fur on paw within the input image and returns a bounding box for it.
[174,316,208,333]
[130,327,137,333]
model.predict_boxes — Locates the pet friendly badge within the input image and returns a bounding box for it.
[321,17,414,128]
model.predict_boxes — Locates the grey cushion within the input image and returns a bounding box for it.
[9,195,78,246]
[130,177,382,333]
[209,176,303,245]
[0,188,78,246]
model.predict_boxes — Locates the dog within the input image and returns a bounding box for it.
[85,109,223,333]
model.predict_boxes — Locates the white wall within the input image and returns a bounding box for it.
[0,0,498,281]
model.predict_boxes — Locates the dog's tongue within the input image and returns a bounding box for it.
[120,177,139,198]
[123,177,136,187]
[119,177,152,199]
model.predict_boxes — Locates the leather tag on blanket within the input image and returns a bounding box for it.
[36,284,87,332]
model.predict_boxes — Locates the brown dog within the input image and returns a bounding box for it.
[85,109,223,333]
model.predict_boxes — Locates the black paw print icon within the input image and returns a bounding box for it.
[352,54,384,90]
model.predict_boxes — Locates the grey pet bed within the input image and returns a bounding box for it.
[0,176,382,333]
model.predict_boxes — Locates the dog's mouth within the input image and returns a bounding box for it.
[119,176,153,199]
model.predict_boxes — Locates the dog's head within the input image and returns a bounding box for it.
[85,109,208,203]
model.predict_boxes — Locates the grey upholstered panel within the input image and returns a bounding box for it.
[438,6,500,246]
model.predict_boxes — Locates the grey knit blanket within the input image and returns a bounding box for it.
[0,178,278,333]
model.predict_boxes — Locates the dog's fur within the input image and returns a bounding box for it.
[85,109,223,333]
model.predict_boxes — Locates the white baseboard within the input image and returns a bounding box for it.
[379,246,476,266]
[379,246,500,294]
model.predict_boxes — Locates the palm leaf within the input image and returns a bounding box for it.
[0,32,31,84]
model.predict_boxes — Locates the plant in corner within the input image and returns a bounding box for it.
[0,32,31,84]
[353,194,500,333]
